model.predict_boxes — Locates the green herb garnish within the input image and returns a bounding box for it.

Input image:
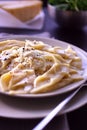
[48,0,87,11]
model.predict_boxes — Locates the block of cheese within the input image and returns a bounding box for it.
[0,0,42,22]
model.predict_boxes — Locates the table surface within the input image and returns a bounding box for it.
[0,7,87,130]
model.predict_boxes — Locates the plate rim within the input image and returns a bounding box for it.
[0,85,87,119]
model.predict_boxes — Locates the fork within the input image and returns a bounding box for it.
[32,83,86,130]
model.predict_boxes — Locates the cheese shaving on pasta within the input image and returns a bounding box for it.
[0,39,83,94]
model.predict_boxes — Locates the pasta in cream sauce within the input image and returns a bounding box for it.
[0,39,84,94]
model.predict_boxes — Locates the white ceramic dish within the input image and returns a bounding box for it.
[0,35,87,119]
[0,84,87,119]
[0,35,87,98]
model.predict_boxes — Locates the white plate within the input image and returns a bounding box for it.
[0,36,87,119]
[0,35,87,98]
[0,84,87,119]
